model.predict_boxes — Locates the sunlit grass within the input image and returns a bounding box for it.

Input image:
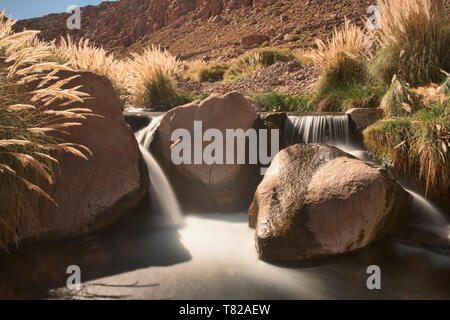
[0,10,94,251]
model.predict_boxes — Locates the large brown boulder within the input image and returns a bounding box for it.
[150,91,263,211]
[250,144,405,262]
[19,71,149,242]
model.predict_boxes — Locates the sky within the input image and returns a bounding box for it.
[1,0,116,20]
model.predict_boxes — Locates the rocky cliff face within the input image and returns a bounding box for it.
[14,0,378,61]
[14,0,254,48]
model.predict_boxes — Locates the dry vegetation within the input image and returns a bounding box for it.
[309,18,374,93]
[371,0,449,86]
[52,37,181,109]
[1,0,448,243]
[0,11,94,250]
[124,45,180,108]
[223,47,295,82]
[364,100,449,200]
[307,0,449,202]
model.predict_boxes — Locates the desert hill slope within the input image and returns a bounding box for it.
[15,0,373,60]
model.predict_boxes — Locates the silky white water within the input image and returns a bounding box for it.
[284,115,448,240]
[136,117,184,227]
[335,143,449,233]
[284,115,349,146]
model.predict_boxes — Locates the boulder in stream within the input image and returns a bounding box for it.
[150,91,263,211]
[18,71,150,242]
[250,144,406,262]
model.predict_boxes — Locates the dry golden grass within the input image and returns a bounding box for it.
[122,45,180,107]
[53,38,181,108]
[0,10,94,251]
[52,35,128,105]
[372,0,449,86]
[184,60,229,82]
[309,18,374,90]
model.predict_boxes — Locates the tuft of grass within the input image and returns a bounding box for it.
[310,18,374,96]
[363,100,449,200]
[0,10,94,251]
[224,47,295,82]
[172,93,210,107]
[286,34,300,42]
[124,45,180,109]
[53,38,183,109]
[254,92,312,112]
[370,0,450,86]
[293,49,315,65]
[312,81,387,112]
[134,71,177,108]
[185,61,229,82]
[52,35,128,107]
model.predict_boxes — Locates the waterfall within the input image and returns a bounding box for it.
[137,116,163,150]
[136,117,184,227]
[337,141,449,238]
[403,188,448,225]
[284,115,349,146]
[284,114,448,238]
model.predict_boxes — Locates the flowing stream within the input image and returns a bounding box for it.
[0,113,448,299]
[136,117,184,227]
[284,115,349,146]
[285,114,448,236]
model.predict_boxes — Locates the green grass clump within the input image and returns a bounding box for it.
[185,62,230,82]
[224,47,296,82]
[136,72,210,110]
[254,92,312,112]
[370,0,450,87]
[196,63,229,82]
[171,93,210,107]
[312,81,387,112]
[363,100,449,199]
[286,34,300,42]
[136,72,177,108]
[310,19,374,99]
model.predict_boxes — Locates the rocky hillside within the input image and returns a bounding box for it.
[15,0,373,60]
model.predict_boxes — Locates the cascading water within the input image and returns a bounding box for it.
[284,113,449,239]
[136,117,184,227]
[284,115,349,146]
[337,144,449,230]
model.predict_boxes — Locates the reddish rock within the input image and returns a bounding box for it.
[251,144,406,262]
[241,34,270,48]
[15,0,254,49]
[150,91,263,211]
[19,71,149,242]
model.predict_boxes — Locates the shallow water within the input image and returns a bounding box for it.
[1,210,449,300]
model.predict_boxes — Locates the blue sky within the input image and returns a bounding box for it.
[2,1,116,20]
